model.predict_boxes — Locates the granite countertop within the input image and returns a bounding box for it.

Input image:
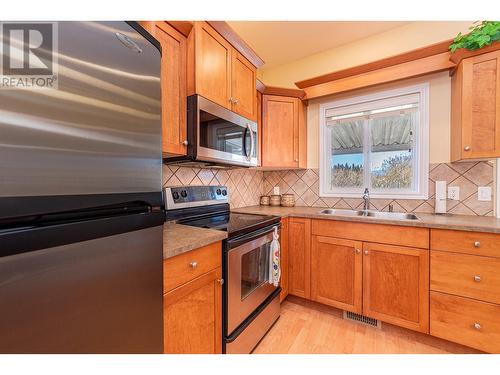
[232,205,500,234]
[163,222,227,259]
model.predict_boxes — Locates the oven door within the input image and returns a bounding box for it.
[226,225,278,335]
[193,95,258,167]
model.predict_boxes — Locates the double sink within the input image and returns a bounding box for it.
[319,209,419,221]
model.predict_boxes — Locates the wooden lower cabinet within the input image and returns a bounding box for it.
[288,217,311,299]
[311,236,362,313]
[363,242,429,333]
[163,267,222,354]
[279,218,289,303]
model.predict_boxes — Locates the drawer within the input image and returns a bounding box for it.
[431,229,500,258]
[163,241,222,293]
[311,219,429,249]
[431,251,500,304]
[430,291,500,353]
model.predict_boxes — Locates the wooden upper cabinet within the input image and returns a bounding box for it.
[231,51,257,120]
[262,95,307,168]
[311,236,362,314]
[288,217,311,299]
[190,22,232,109]
[362,242,429,333]
[188,22,257,121]
[163,268,222,354]
[139,21,187,156]
[451,49,500,161]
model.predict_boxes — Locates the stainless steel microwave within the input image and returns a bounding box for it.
[165,95,258,168]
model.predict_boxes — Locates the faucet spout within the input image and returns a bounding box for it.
[363,188,370,211]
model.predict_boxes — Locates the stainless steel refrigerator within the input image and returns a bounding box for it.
[0,21,164,353]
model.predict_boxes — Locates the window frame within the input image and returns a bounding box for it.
[319,83,429,200]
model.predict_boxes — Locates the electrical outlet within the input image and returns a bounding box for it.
[478,186,492,201]
[448,186,460,201]
[273,186,280,195]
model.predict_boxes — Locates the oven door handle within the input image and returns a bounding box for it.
[227,224,280,250]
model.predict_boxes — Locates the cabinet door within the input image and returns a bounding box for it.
[458,50,500,159]
[279,218,289,303]
[231,51,257,121]
[155,22,187,156]
[256,90,263,166]
[288,217,311,299]
[311,236,362,313]
[164,268,222,354]
[194,22,232,109]
[363,243,429,333]
[262,95,298,168]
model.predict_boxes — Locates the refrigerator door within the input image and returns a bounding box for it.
[0,21,162,218]
[0,211,164,353]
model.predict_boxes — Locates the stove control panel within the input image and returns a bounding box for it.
[164,185,229,210]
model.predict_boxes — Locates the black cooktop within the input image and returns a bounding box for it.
[179,212,280,239]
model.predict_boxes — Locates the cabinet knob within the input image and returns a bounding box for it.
[474,275,481,282]
[474,241,480,248]
[182,140,188,146]
[189,261,198,269]
[294,158,299,162]
[229,97,233,103]
[355,249,361,254]
[217,278,225,285]
[364,250,369,255]
[233,98,239,104]
[464,146,470,151]
[473,322,481,330]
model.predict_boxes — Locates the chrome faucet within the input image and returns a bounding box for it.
[363,188,370,211]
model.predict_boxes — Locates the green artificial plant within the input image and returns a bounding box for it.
[449,21,500,53]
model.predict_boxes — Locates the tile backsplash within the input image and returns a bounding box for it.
[263,161,495,216]
[163,161,495,215]
[163,165,264,208]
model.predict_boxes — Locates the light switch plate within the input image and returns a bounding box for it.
[478,186,492,201]
[448,186,460,201]
[273,186,280,195]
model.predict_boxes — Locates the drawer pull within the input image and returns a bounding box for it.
[474,241,481,248]
[474,275,481,282]
[473,322,481,330]
[189,261,198,269]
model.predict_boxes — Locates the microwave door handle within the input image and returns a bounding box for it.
[242,126,249,158]
[247,123,254,161]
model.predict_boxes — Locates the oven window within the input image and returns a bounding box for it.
[240,242,271,300]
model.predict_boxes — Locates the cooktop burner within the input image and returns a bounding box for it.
[179,212,280,239]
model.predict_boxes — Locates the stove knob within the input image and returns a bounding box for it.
[180,190,187,198]
[221,189,227,196]
[172,191,179,200]
[216,188,222,195]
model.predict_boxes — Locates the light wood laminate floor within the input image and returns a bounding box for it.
[253,297,481,354]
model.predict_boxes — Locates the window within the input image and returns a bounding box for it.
[319,84,429,199]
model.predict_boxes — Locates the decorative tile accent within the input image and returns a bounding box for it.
[263,161,495,216]
[164,166,263,208]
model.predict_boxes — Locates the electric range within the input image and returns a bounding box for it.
[164,185,282,354]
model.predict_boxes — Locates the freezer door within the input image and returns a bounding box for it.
[0,212,164,353]
[0,21,161,198]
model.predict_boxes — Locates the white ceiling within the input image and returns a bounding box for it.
[227,21,411,69]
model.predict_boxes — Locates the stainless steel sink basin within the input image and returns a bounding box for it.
[364,211,419,220]
[319,209,419,220]
[319,209,365,216]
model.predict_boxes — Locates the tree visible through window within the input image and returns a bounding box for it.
[320,85,429,199]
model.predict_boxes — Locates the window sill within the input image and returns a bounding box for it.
[320,192,429,200]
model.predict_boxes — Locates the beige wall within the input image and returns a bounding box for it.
[256,21,473,168]
[306,72,452,168]
[259,21,471,88]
